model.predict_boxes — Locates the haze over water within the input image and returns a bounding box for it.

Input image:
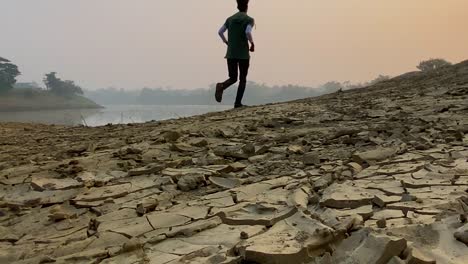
[2,0,468,90]
[0,105,231,126]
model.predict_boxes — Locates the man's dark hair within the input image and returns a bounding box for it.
[237,0,249,12]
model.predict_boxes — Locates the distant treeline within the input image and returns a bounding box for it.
[82,58,454,106]
[83,76,390,106]
[5,55,453,107]
[83,82,342,106]
[84,82,335,106]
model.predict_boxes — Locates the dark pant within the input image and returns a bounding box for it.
[222,59,250,106]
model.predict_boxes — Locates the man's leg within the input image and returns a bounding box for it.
[223,59,239,89]
[234,59,250,107]
[215,59,238,103]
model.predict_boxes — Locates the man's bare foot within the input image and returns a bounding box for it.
[215,83,224,103]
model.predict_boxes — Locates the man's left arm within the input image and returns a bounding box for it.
[246,20,255,52]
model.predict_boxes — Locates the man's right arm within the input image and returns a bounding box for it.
[218,25,228,45]
[246,22,255,52]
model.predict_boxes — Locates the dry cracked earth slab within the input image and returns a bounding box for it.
[1,61,468,263]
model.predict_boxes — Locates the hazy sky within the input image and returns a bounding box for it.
[2,0,468,89]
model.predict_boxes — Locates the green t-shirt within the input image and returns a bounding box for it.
[225,12,255,60]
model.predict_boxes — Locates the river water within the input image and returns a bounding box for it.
[0,105,231,127]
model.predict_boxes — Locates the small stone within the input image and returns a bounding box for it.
[214,146,249,159]
[242,143,256,156]
[388,257,406,264]
[31,176,83,191]
[402,208,410,218]
[0,226,19,242]
[123,147,143,155]
[177,175,205,191]
[230,162,247,172]
[454,225,468,245]
[320,183,374,209]
[240,231,249,240]
[341,170,353,178]
[146,234,167,245]
[255,145,270,155]
[163,131,181,142]
[352,147,398,165]
[192,138,208,147]
[107,246,123,257]
[217,127,235,138]
[48,205,77,221]
[303,152,320,166]
[318,228,332,238]
[288,145,305,154]
[347,162,363,173]
[460,214,467,223]
[76,171,96,187]
[104,198,114,203]
[407,247,436,264]
[401,194,417,202]
[170,143,197,152]
[88,218,100,237]
[122,238,143,252]
[373,195,401,208]
[136,204,146,216]
[209,176,241,189]
[309,194,320,205]
[37,256,56,263]
[128,164,163,177]
[136,198,159,216]
[377,218,387,228]
[67,145,87,155]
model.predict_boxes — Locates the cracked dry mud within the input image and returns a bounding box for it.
[1,61,468,264]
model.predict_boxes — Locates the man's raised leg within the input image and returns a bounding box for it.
[216,59,238,103]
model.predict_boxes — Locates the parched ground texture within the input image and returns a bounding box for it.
[1,61,468,264]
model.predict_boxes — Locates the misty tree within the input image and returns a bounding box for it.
[43,72,84,97]
[321,81,343,92]
[14,82,41,89]
[0,57,21,93]
[368,75,391,85]
[417,58,452,72]
[340,74,392,90]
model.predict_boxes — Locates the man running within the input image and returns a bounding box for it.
[215,0,255,108]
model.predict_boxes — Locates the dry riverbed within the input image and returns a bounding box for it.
[1,62,468,263]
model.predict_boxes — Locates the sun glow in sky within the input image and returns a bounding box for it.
[2,0,468,89]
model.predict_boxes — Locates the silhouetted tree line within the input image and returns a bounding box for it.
[2,56,454,102]
[84,72,407,106]
[417,58,452,72]
[43,72,83,97]
[85,83,330,106]
[79,60,459,106]
[84,76,392,106]
[1,57,84,98]
[0,57,21,93]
